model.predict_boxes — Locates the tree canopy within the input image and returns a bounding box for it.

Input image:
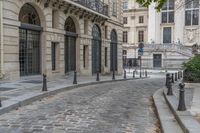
[136,0,167,11]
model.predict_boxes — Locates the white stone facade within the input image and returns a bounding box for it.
[142,0,196,69]
[122,0,148,67]
[148,0,200,46]
[0,0,123,80]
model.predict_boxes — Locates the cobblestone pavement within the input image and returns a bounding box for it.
[0,78,164,133]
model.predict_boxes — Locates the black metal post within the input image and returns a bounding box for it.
[133,71,135,78]
[177,83,186,111]
[178,71,180,80]
[166,73,170,87]
[145,70,147,77]
[180,71,182,78]
[167,74,173,95]
[175,73,178,81]
[42,74,47,91]
[124,69,126,79]
[73,71,77,84]
[139,56,142,78]
[171,73,174,83]
[96,70,100,81]
[0,99,2,107]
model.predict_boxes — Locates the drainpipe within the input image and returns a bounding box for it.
[0,0,4,77]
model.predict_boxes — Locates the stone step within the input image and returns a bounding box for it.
[153,88,183,133]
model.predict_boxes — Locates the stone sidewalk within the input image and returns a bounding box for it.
[0,74,142,115]
[153,75,200,133]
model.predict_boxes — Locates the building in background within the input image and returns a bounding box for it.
[142,0,195,70]
[0,0,123,80]
[122,0,148,68]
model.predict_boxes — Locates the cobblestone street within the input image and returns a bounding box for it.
[0,78,164,133]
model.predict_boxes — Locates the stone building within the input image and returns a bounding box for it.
[142,0,195,69]
[0,0,123,80]
[122,0,148,68]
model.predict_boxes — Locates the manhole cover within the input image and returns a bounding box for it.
[20,80,42,84]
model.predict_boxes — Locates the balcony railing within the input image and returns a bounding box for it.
[71,0,109,16]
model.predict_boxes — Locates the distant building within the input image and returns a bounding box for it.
[0,0,123,80]
[142,0,195,70]
[122,0,148,68]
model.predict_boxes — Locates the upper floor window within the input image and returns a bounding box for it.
[123,0,128,10]
[123,17,128,24]
[138,30,144,42]
[161,0,174,23]
[112,0,117,16]
[139,16,144,23]
[123,31,128,43]
[185,0,199,26]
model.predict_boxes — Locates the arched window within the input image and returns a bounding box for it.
[19,3,40,26]
[92,24,101,74]
[19,4,41,76]
[92,24,101,40]
[64,17,77,73]
[110,29,118,71]
[65,17,76,33]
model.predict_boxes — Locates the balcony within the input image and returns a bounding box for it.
[71,0,109,16]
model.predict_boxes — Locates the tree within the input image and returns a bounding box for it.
[136,0,167,11]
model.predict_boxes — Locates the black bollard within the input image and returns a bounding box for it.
[178,71,180,80]
[73,71,77,84]
[112,69,115,80]
[166,73,170,87]
[0,99,2,107]
[124,70,126,79]
[177,83,186,111]
[96,70,100,81]
[42,74,47,91]
[133,71,135,78]
[171,73,174,83]
[167,75,173,95]
[175,73,178,81]
[180,71,183,78]
[145,70,147,77]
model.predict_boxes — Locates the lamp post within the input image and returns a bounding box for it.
[139,56,142,78]
[138,43,144,78]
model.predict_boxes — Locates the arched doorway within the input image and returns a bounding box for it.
[92,24,101,74]
[64,17,77,73]
[19,3,42,76]
[110,30,118,71]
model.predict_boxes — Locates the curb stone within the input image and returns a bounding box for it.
[153,88,183,133]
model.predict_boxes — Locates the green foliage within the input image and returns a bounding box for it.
[184,55,200,83]
[136,0,167,11]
